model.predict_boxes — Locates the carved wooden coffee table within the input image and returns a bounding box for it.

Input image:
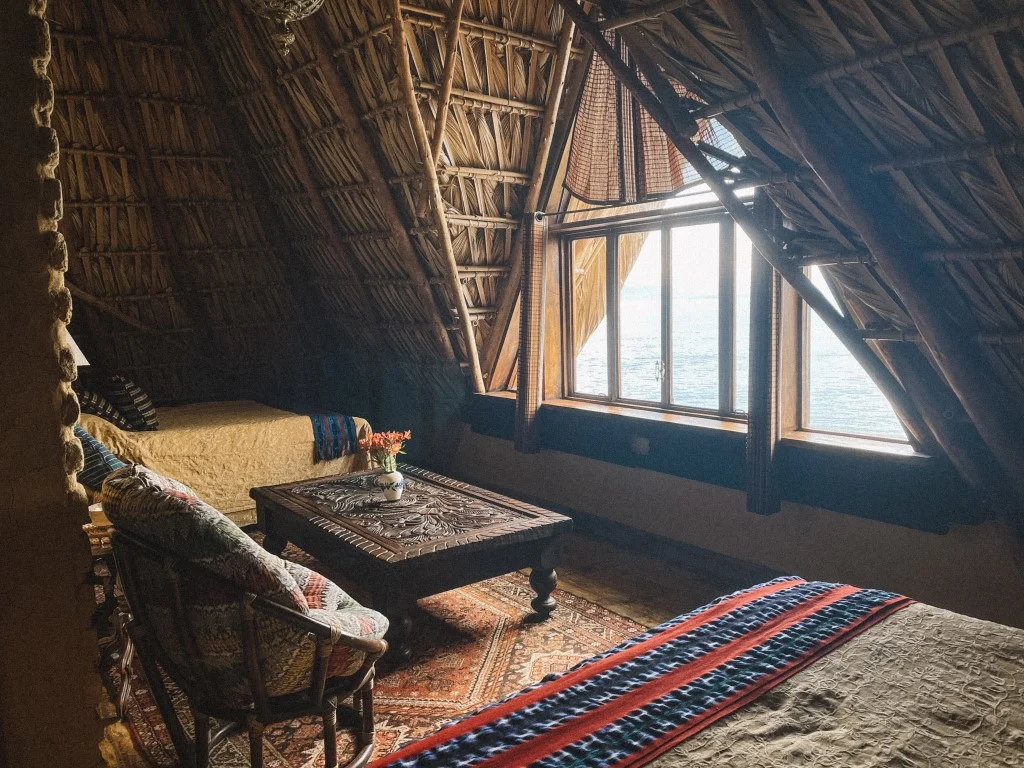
[251,466,574,664]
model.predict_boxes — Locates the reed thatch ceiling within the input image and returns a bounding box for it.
[50,0,578,403]
[47,0,1024,503]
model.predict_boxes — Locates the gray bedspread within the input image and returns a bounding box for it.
[651,603,1024,766]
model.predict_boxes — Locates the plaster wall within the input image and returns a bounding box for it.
[0,4,103,766]
[451,428,1024,628]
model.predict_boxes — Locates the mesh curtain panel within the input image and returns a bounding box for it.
[515,212,548,453]
[565,32,738,205]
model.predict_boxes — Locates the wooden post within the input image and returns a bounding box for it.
[482,16,575,388]
[306,23,456,360]
[746,191,782,515]
[390,0,486,392]
[558,0,931,447]
[723,0,1024,494]
[429,0,466,165]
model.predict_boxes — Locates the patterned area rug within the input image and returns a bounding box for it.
[104,547,645,767]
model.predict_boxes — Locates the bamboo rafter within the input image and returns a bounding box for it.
[390,0,485,391]
[362,87,545,120]
[305,21,456,359]
[339,5,578,55]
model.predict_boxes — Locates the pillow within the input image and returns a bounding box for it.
[101,464,306,613]
[74,424,126,492]
[105,376,159,431]
[78,389,133,431]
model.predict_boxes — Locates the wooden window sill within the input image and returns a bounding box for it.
[544,398,747,435]
[781,430,929,464]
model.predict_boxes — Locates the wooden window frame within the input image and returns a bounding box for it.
[560,207,745,422]
[782,269,910,446]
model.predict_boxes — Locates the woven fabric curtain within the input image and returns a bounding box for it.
[565,32,737,205]
[515,212,547,453]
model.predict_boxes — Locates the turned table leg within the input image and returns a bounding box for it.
[379,590,414,666]
[530,538,564,619]
[262,534,287,557]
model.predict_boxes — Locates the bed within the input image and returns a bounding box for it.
[373,577,1024,767]
[80,400,371,524]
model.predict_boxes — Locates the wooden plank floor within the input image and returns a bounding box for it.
[553,533,762,627]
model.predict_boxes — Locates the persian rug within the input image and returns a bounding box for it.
[103,549,645,768]
[373,577,913,768]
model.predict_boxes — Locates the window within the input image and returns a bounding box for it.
[800,267,907,441]
[559,203,909,448]
[564,211,750,418]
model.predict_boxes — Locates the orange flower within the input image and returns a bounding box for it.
[360,429,411,471]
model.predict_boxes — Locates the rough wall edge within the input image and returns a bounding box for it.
[0,2,103,766]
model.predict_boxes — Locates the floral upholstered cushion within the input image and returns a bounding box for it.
[101,465,388,703]
[282,560,390,679]
[101,464,306,612]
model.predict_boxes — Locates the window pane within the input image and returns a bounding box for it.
[734,228,752,413]
[671,223,719,409]
[807,266,906,440]
[572,237,608,396]
[619,231,662,402]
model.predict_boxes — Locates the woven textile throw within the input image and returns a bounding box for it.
[372,577,913,768]
[309,412,359,462]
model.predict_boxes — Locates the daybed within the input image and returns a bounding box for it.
[81,400,371,524]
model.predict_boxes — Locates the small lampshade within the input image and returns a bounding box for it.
[67,331,89,367]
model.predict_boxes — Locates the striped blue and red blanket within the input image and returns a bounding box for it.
[309,412,359,463]
[372,577,912,768]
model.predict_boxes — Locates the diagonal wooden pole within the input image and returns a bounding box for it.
[481,16,576,389]
[391,0,485,392]
[722,0,1024,495]
[557,0,932,447]
[306,23,455,360]
[429,0,466,166]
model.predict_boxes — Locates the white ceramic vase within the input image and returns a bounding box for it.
[376,469,405,501]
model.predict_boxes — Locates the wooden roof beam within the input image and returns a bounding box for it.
[340,5,579,56]
[305,21,456,361]
[391,0,485,391]
[363,86,545,120]
[723,0,1024,495]
[598,0,699,31]
[695,9,1024,120]
[428,0,466,166]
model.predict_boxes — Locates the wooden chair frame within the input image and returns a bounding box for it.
[111,530,387,768]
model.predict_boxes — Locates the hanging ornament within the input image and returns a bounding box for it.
[240,0,325,55]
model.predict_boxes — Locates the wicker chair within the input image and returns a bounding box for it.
[113,530,387,768]
[103,464,388,768]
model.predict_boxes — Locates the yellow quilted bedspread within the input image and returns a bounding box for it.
[80,400,371,522]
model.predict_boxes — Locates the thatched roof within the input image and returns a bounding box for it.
[48,0,1024,502]
[50,0,580,403]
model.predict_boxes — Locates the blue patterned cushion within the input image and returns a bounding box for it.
[74,424,126,491]
[78,389,132,430]
[105,376,159,431]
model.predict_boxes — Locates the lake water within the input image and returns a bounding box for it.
[575,252,907,441]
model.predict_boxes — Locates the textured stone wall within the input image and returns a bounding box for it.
[0,2,103,765]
